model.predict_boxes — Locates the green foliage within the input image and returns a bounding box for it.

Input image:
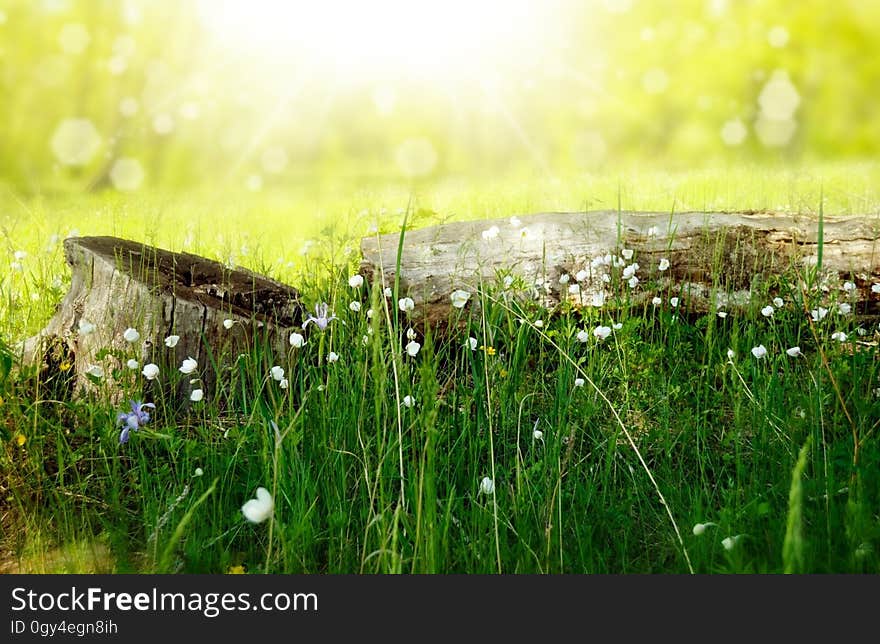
[0,0,878,574]
[2,200,878,573]
[0,1,878,192]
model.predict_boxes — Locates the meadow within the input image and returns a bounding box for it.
[2,164,879,574]
[3,0,880,575]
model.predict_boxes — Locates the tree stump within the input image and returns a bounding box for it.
[22,236,301,407]
[359,210,880,325]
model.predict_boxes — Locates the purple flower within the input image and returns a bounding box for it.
[117,400,156,444]
[302,302,337,331]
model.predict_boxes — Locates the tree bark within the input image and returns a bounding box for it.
[23,236,301,407]
[359,210,880,325]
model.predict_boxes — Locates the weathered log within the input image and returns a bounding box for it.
[22,236,301,406]
[360,211,880,325]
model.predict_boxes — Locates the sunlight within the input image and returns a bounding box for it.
[197,0,556,80]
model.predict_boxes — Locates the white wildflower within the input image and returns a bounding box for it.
[179,357,198,374]
[85,364,104,378]
[241,487,274,524]
[692,522,716,536]
[289,332,305,348]
[450,290,471,309]
[593,325,612,340]
[721,535,743,551]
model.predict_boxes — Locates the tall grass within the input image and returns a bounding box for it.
[1,168,879,573]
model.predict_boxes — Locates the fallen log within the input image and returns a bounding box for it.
[22,236,301,407]
[360,210,880,325]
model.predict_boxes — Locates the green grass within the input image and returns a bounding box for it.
[1,163,879,574]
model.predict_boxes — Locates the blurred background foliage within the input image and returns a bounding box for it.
[0,0,878,195]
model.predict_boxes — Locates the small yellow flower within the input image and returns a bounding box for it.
[226,565,246,574]
[15,434,26,447]
[499,369,508,378]
[59,361,72,372]
[0,395,4,407]
[480,345,496,356]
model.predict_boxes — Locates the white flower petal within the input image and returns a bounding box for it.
[85,364,104,378]
[178,357,198,374]
[450,290,471,309]
[405,340,421,357]
[289,332,305,348]
[593,325,612,340]
[242,487,274,524]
